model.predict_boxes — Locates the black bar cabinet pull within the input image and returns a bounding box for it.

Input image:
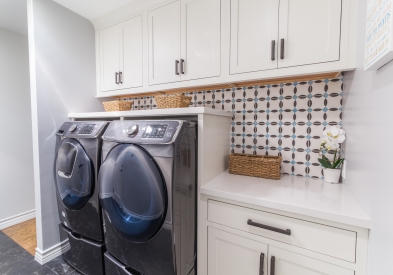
[180,59,185,74]
[247,219,291,236]
[270,256,275,275]
[280,38,285,59]
[115,72,119,84]
[119,72,123,84]
[175,60,180,75]
[271,40,276,61]
[259,253,265,275]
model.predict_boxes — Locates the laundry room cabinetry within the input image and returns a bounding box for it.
[148,0,221,85]
[208,228,353,275]
[92,0,357,98]
[229,0,279,74]
[199,172,370,275]
[229,0,342,74]
[277,0,342,68]
[99,15,143,92]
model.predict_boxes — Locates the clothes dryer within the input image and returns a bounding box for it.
[98,120,197,275]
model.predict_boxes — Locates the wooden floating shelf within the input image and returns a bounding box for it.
[115,72,341,98]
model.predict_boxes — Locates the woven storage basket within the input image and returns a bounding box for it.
[229,154,282,180]
[102,100,133,112]
[155,94,192,109]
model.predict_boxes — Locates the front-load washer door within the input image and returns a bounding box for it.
[99,144,167,243]
[55,138,93,211]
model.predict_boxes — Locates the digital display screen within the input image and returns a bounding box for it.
[142,125,168,139]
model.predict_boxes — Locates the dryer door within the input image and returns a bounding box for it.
[99,144,167,243]
[55,138,93,210]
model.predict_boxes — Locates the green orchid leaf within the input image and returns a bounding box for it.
[318,158,332,168]
[321,155,333,168]
[332,158,344,169]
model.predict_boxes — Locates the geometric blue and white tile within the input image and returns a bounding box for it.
[126,74,343,179]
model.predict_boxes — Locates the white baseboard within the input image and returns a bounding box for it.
[35,239,70,265]
[0,209,36,230]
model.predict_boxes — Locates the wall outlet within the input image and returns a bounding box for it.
[342,160,347,180]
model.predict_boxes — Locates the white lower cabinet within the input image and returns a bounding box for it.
[208,227,268,275]
[268,246,353,275]
[208,227,354,275]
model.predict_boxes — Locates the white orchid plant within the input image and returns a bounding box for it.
[318,126,346,169]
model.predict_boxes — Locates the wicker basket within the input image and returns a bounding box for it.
[155,94,192,109]
[102,100,133,112]
[229,154,282,180]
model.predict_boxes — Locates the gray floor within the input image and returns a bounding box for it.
[0,231,80,275]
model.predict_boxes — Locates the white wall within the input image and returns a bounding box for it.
[343,1,393,274]
[0,27,35,224]
[27,0,103,257]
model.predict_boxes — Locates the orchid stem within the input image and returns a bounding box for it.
[333,150,337,165]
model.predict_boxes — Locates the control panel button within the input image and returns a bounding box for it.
[126,125,139,137]
[69,124,77,132]
[79,124,95,135]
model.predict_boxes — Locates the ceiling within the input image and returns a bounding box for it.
[0,0,28,36]
[52,0,139,21]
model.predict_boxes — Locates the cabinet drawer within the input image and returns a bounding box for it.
[208,200,356,262]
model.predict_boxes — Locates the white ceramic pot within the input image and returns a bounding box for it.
[323,168,341,184]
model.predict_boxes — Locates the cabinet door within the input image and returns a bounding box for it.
[208,227,268,275]
[180,0,221,81]
[278,0,342,68]
[148,2,181,85]
[268,246,354,275]
[230,0,279,74]
[119,16,143,89]
[100,25,121,92]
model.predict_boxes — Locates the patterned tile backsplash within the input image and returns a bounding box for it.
[126,74,343,178]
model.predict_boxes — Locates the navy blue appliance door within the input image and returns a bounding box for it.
[55,139,93,210]
[99,144,167,243]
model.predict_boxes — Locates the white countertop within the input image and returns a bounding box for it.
[69,107,232,119]
[201,171,371,229]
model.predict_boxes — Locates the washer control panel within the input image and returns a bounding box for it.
[103,120,182,144]
[57,121,108,138]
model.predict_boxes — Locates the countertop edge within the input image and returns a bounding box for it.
[68,107,233,119]
[200,184,372,230]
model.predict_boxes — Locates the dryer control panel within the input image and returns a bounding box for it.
[56,121,108,138]
[103,120,183,144]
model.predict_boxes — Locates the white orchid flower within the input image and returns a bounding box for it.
[322,125,346,144]
[324,140,340,151]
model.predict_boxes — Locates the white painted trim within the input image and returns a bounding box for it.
[27,0,44,252]
[0,210,36,230]
[35,239,70,265]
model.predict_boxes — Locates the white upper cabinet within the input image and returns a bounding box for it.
[100,25,121,92]
[120,16,143,89]
[94,0,356,97]
[278,0,342,68]
[148,2,181,85]
[268,246,353,275]
[148,0,221,85]
[230,0,279,74]
[181,0,221,81]
[208,227,268,275]
[99,15,143,92]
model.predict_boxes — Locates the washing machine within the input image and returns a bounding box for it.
[54,121,108,275]
[98,120,197,275]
